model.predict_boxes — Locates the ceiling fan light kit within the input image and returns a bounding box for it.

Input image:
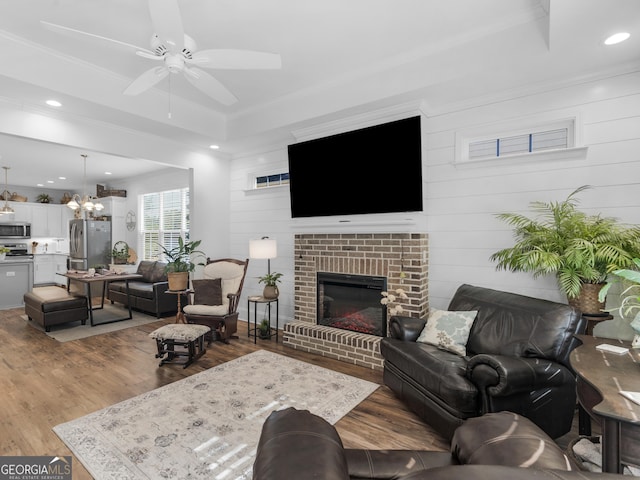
[42,0,282,105]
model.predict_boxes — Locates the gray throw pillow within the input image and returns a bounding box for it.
[192,278,223,306]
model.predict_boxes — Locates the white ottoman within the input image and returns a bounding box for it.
[149,324,211,368]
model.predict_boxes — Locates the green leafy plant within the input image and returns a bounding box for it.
[111,241,130,264]
[158,237,206,273]
[490,185,640,299]
[258,272,283,287]
[36,193,52,203]
[0,246,10,254]
[599,258,640,333]
[259,318,271,338]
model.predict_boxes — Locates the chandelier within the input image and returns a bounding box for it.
[67,154,104,212]
[0,166,14,215]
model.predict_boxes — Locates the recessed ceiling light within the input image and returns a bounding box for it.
[58,176,66,180]
[36,183,44,187]
[604,32,630,45]
[105,171,112,175]
[47,180,54,184]
[209,144,220,150]
[46,99,62,107]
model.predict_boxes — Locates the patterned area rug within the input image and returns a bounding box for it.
[54,350,378,479]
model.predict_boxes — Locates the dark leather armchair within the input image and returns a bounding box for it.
[380,284,586,440]
[253,408,619,480]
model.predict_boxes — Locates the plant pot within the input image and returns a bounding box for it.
[568,283,606,315]
[259,328,271,339]
[167,272,189,291]
[263,285,279,299]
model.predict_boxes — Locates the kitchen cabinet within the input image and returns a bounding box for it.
[34,254,68,285]
[34,254,55,285]
[0,260,33,309]
[31,204,72,237]
[101,196,127,247]
[54,255,67,285]
[1,202,73,238]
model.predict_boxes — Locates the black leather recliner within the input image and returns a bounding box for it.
[253,408,621,480]
[380,284,586,440]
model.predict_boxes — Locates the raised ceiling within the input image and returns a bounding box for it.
[0,0,638,190]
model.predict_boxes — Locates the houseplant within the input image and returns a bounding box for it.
[490,186,640,314]
[36,193,52,203]
[599,258,640,346]
[111,241,130,264]
[258,272,283,299]
[258,318,271,339]
[158,237,206,291]
[0,245,9,261]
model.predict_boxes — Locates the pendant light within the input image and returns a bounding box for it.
[67,154,104,212]
[0,166,14,215]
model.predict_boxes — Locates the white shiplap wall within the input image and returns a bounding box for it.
[229,70,640,338]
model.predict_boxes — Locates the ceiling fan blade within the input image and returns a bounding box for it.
[40,20,154,56]
[188,49,282,70]
[148,0,184,54]
[183,67,238,105]
[123,66,169,96]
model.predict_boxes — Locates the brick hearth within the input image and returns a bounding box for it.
[284,233,428,370]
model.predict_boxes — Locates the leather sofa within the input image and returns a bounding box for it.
[253,407,620,479]
[107,260,180,318]
[380,284,586,441]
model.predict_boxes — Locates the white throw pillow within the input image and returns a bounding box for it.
[416,309,478,356]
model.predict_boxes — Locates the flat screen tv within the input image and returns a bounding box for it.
[287,116,423,218]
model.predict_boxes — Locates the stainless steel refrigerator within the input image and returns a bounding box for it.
[68,219,112,270]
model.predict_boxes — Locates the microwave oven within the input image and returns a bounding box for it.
[0,222,31,238]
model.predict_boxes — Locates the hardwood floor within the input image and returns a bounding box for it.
[1,307,450,479]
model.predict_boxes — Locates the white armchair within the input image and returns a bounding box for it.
[183,258,249,344]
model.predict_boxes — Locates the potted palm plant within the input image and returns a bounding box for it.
[490,186,640,314]
[158,237,206,291]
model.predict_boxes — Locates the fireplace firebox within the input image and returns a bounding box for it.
[317,272,387,337]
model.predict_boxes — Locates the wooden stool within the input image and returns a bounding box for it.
[149,324,211,368]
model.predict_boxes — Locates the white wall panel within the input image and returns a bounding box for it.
[228,70,640,338]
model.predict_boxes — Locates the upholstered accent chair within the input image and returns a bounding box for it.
[183,258,249,344]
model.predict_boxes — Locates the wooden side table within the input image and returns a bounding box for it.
[583,313,614,336]
[165,289,191,324]
[247,296,279,344]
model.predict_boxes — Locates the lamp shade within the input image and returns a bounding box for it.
[249,238,277,259]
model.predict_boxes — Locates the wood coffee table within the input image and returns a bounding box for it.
[570,334,640,473]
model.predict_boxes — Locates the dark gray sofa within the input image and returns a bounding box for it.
[380,284,586,441]
[107,260,179,318]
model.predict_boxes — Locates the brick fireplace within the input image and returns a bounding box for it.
[283,233,428,370]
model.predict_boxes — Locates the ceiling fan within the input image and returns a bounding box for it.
[41,0,281,105]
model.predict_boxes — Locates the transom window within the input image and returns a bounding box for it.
[456,117,577,164]
[255,172,289,189]
[469,128,568,160]
[140,188,190,261]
